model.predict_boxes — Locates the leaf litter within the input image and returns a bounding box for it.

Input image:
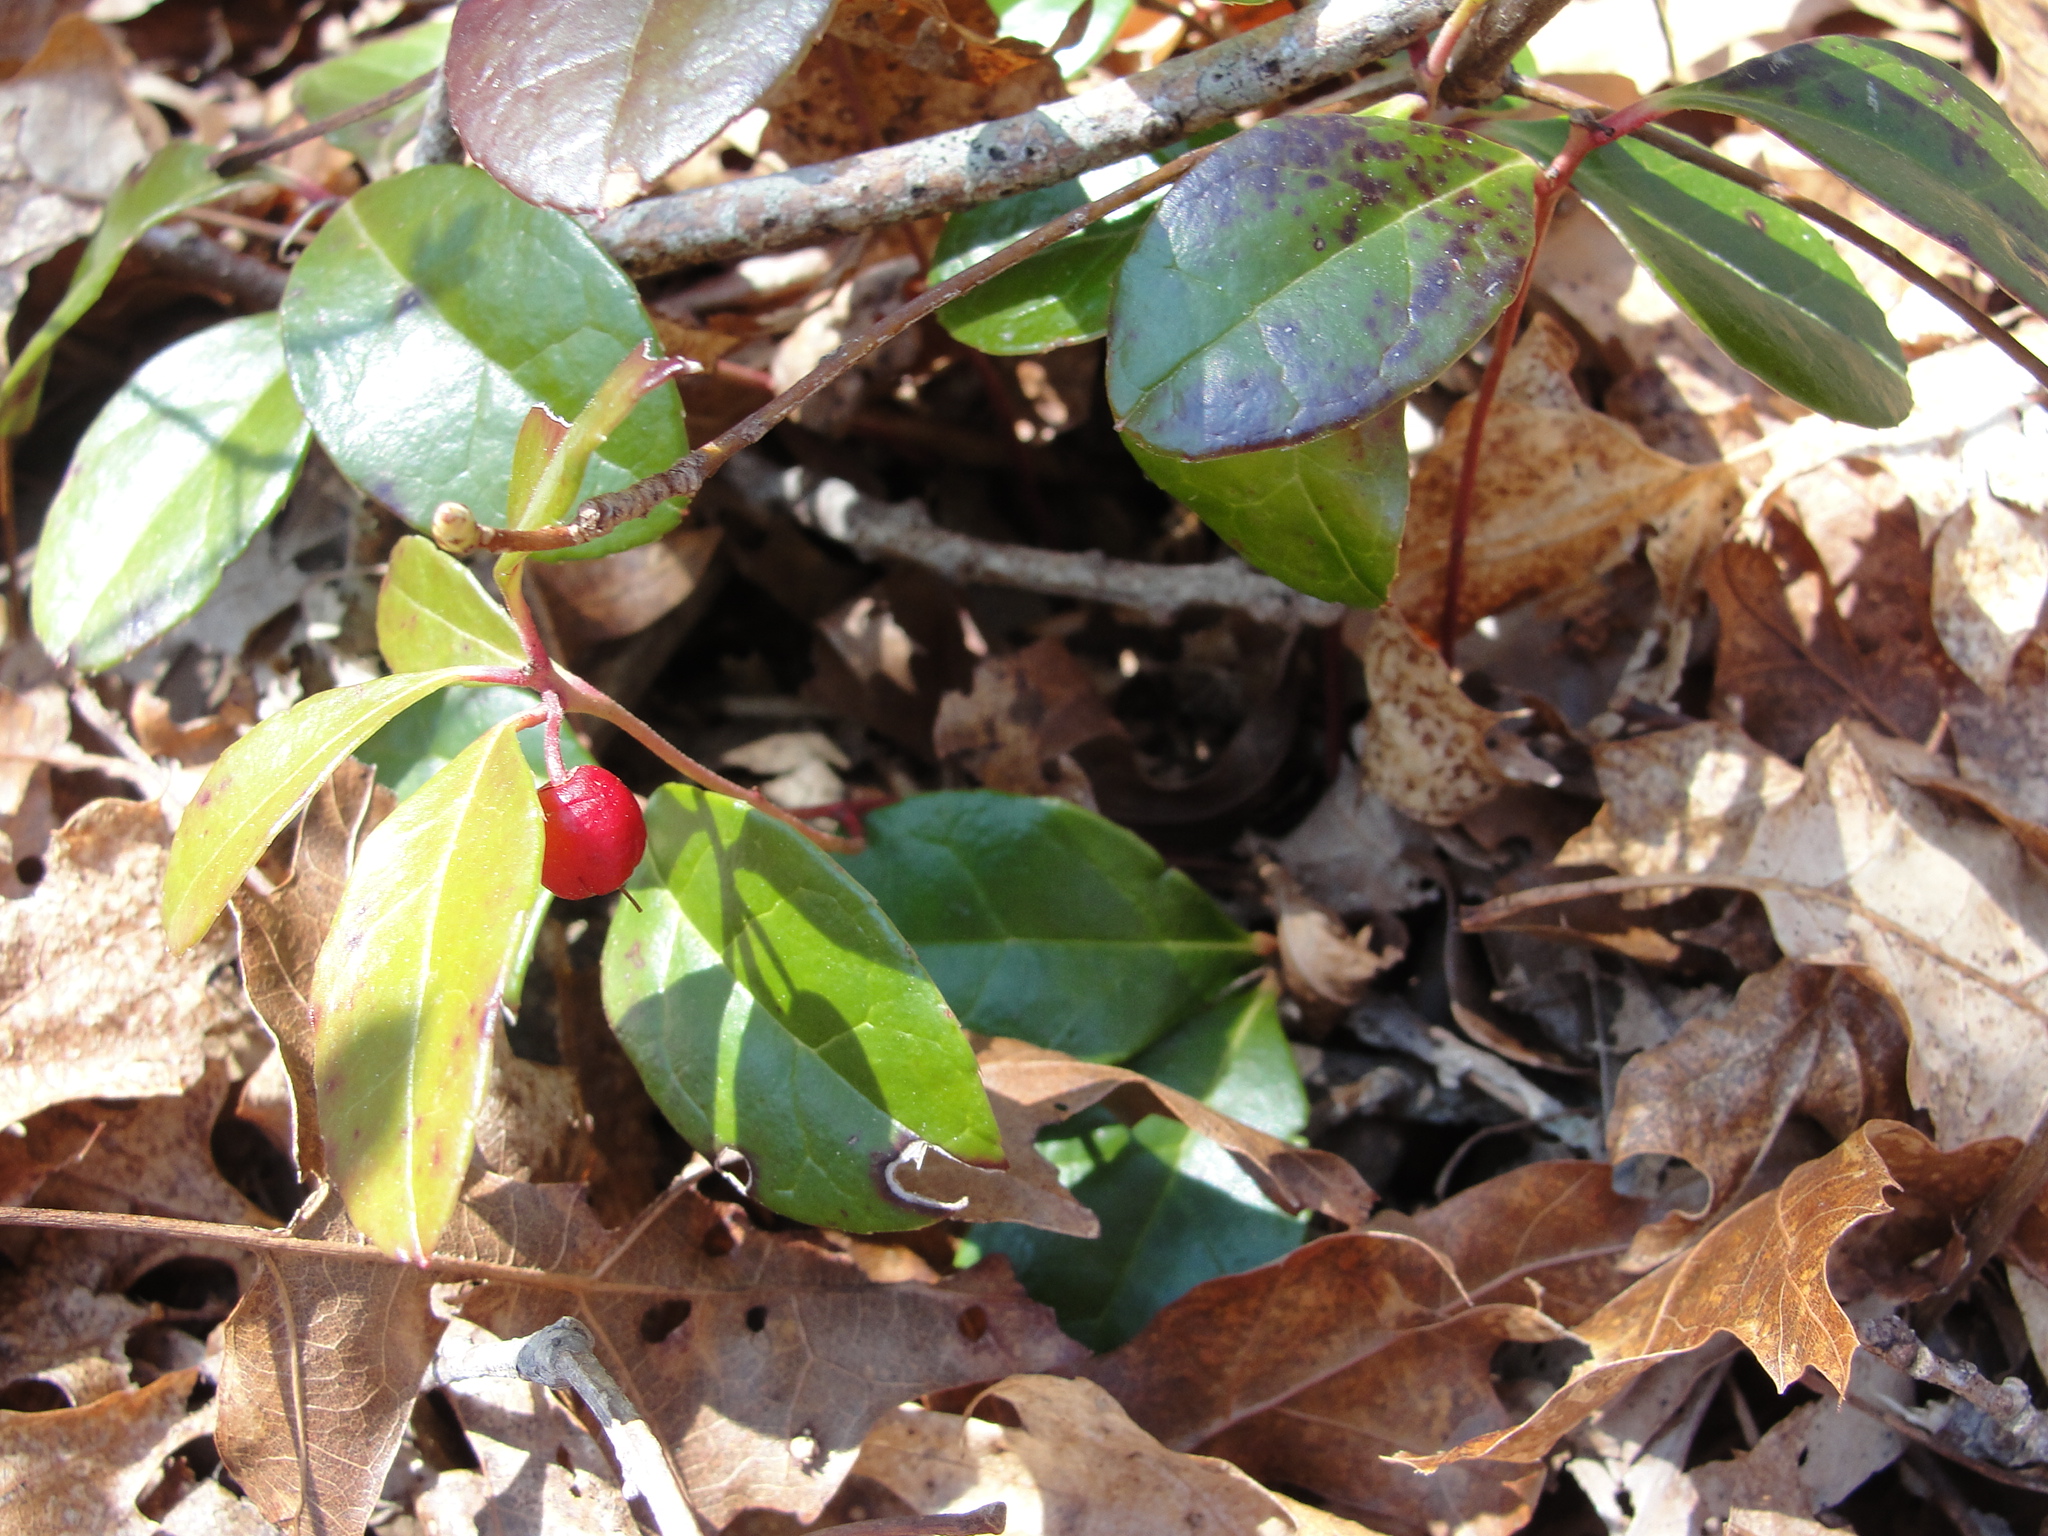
[9,1,2048,1533]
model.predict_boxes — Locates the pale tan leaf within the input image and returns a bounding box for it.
[0,1367,208,1536]
[1929,491,2048,696]
[1351,608,1507,827]
[1687,1397,1903,1530]
[0,798,256,1128]
[446,1174,1085,1528]
[1983,0,2048,158]
[851,1376,1318,1536]
[215,1184,445,1536]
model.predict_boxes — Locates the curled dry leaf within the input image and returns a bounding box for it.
[1414,1123,1900,1473]
[446,1172,1086,1527]
[231,759,392,1179]
[1608,961,1911,1269]
[216,1184,446,1536]
[1349,608,1508,827]
[1254,852,1401,1008]
[0,798,255,1128]
[1391,313,1740,632]
[851,1375,1342,1536]
[1085,1161,1647,1533]
[906,1033,1376,1231]
[933,637,1125,807]
[0,1366,209,1536]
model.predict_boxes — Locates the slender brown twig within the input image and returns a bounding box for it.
[1507,74,2048,392]
[212,68,436,176]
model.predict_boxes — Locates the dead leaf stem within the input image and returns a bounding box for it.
[212,68,436,176]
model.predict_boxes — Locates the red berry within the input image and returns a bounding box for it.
[537,766,646,900]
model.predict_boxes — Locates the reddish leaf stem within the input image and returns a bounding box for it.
[1416,0,1491,111]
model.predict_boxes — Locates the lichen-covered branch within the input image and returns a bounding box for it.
[1859,1315,2048,1467]
[592,0,1456,276]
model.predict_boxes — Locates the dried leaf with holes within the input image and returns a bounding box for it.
[1392,313,1740,633]
[1086,1161,1646,1532]
[0,1367,210,1536]
[0,679,67,898]
[445,1172,1085,1527]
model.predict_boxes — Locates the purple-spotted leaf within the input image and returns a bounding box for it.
[1108,117,1535,460]
[313,721,543,1260]
[377,535,524,675]
[1656,37,2048,321]
[1124,410,1406,607]
[446,0,835,212]
[163,668,483,953]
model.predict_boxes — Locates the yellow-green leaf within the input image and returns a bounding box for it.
[377,535,524,673]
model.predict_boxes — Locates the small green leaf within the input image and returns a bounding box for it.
[1,141,228,435]
[280,165,687,559]
[1655,37,2048,321]
[973,985,1309,1350]
[930,133,1225,355]
[838,792,1259,1062]
[164,668,480,953]
[313,721,543,1259]
[377,535,524,673]
[293,19,450,175]
[1125,410,1406,607]
[357,684,590,800]
[1108,117,1536,459]
[602,785,1003,1232]
[1489,119,1909,428]
[32,314,311,670]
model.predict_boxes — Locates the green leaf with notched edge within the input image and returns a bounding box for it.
[280,165,687,560]
[33,315,311,671]
[294,19,450,176]
[930,130,1228,355]
[313,721,543,1260]
[1108,117,1535,460]
[1654,37,2048,322]
[1124,410,1406,607]
[163,668,480,953]
[973,984,1309,1351]
[603,785,1003,1232]
[837,792,1260,1063]
[377,535,524,673]
[356,684,592,800]
[1488,119,1909,428]
[1,141,229,435]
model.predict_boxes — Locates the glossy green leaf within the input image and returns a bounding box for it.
[972,985,1309,1351]
[163,668,479,953]
[1655,37,2048,321]
[1490,119,1908,428]
[603,785,1003,1232]
[294,19,450,175]
[356,684,591,800]
[837,792,1259,1062]
[1,141,227,435]
[313,721,543,1259]
[32,315,311,671]
[280,164,687,559]
[377,535,524,674]
[930,132,1225,355]
[1108,117,1536,459]
[1125,409,1405,607]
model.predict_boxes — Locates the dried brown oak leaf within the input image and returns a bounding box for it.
[1393,312,1738,633]
[1608,961,1910,1269]
[851,1374,1364,1536]
[446,1172,1086,1528]
[1413,1123,1900,1473]
[0,1366,209,1535]
[905,1033,1376,1232]
[933,638,1125,808]
[0,798,254,1128]
[231,760,390,1179]
[1085,1160,1647,1535]
[216,1184,445,1536]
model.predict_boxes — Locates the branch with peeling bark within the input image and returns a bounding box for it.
[1860,1316,2048,1467]
[719,452,1342,628]
[590,0,1457,276]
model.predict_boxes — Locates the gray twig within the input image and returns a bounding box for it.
[1859,1315,2048,1467]
[721,452,1342,628]
[414,68,463,168]
[430,1317,702,1535]
[135,224,287,309]
[590,0,1455,276]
